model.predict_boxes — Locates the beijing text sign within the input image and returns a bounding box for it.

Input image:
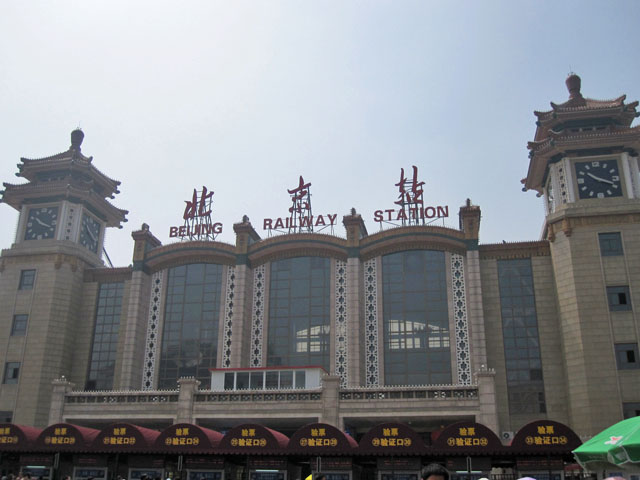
[169,186,222,240]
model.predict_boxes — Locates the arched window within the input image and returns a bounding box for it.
[158,263,223,388]
[267,257,330,370]
[382,250,451,385]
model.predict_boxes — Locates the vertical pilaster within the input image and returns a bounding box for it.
[466,250,487,372]
[475,367,498,434]
[319,375,341,428]
[233,219,261,368]
[342,211,367,387]
[176,377,200,424]
[48,377,74,425]
[121,224,161,390]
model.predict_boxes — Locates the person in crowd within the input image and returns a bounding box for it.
[421,464,449,480]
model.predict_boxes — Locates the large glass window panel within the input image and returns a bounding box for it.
[86,282,124,390]
[267,257,330,370]
[498,259,546,414]
[382,250,451,386]
[159,263,223,389]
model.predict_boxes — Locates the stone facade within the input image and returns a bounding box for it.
[1,76,640,442]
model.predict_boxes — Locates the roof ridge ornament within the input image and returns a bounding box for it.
[70,128,84,152]
[566,73,582,100]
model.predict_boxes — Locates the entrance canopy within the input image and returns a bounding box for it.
[358,422,426,456]
[35,423,100,452]
[0,423,42,451]
[219,423,289,455]
[154,423,223,453]
[288,422,357,455]
[431,421,504,455]
[92,423,160,453]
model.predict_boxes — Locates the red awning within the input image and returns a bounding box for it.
[431,421,505,455]
[154,423,223,453]
[358,422,426,456]
[35,423,100,452]
[510,419,581,455]
[92,423,161,453]
[288,422,357,455]
[219,423,289,455]
[0,423,43,451]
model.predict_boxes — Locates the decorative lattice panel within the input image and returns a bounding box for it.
[334,260,348,387]
[142,271,164,390]
[364,259,379,386]
[65,206,76,241]
[250,265,266,367]
[222,266,236,368]
[557,162,570,205]
[451,254,471,385]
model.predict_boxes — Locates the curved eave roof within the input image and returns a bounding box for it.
[534,95,628,119]
[524,126,640,192]
[360,224,468,259]
[1,181,128,226]
[533,97,638,143]
[18,149,122,196]
[247,232,349,266]
[144,240,236,272]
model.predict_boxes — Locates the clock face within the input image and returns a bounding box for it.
[575,159,623,199]
[79,213,101,253]
[24,206,58,240]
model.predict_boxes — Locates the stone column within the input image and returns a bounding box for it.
[48,376,75,425]
[232,218,261,367]
[176,377,201,424]
[342,210,367,386]
[120,224,162,389]
[475,366,498,435]
[319,375,341,428]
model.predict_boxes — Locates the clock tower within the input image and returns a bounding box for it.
[523,75,640,435]
[0,130,127,426]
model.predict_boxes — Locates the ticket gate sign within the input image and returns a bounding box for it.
[250,470,286,480]
[74,467,107,480]
[129,468,164,480]
[187,470,223,480]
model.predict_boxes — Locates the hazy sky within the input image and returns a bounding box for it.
[2,1,640,267]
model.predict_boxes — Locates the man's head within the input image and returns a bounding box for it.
[421,463,449,480]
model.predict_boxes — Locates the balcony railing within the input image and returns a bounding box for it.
[65,390,179,404]
[339,384,478,400]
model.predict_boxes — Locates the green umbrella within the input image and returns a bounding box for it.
[574,416,640,468]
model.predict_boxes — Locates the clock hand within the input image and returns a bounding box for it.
[34,217,51,228]
[586,172,614,185]
[85,226,97,242]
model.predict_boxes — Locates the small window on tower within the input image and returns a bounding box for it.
[18,269,36,290]
[3,362,20,384]
[599,232,624,256]
[608,286,632,311]
[615,344,640,370]
[11,315,28,336]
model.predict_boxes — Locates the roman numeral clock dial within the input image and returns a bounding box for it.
[574,159,623,199]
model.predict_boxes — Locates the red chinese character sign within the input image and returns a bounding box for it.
[169,186,223,240]
[374,165,449,227]
[263,176,338,235]
[288,176,313,233]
